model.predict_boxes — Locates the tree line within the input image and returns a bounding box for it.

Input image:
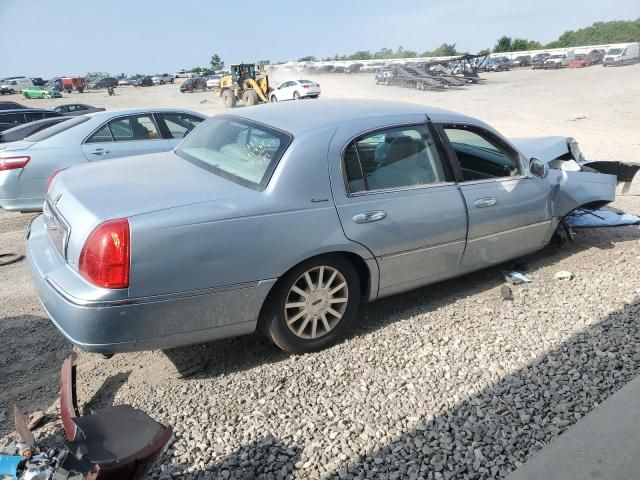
[298,18,640,61]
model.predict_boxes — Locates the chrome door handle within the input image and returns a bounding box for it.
[90,148,110,155]
[474,197,497,208]
[353,211,387,224]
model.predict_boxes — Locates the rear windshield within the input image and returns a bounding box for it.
[25,115,89,141]
[176,115,292,190]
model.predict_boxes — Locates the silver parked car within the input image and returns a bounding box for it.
[0,109,206,211]
[27,100,634,355]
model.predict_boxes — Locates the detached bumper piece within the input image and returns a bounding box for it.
[60,357,172,480]
[584,160,640,193]
[0,358,172,480]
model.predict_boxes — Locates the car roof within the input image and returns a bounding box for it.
[0,108,55,114]
[83,108,205,118]
[228,99,471,135]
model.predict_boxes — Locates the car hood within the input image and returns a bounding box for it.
[51,151,257,221]
[509,136,571,162]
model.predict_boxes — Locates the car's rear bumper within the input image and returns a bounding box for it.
[27,215,276,353]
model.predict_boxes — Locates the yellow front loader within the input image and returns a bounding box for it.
[218,64,270,108]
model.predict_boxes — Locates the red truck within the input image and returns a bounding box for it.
[62,77,87,93]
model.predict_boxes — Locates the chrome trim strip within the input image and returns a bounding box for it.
[468,220,552,242]
[348,181,457,197]
[457,175,529,186]
[379,239,466,260]
[45,276,275,307]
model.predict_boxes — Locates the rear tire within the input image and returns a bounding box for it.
[293,91,300,100]
[261,255,361,354]
[243,89,259,106]
[222,89,236,108]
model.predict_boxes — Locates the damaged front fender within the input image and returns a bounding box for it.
[547,168,617,218]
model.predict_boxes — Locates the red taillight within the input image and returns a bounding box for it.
[46,168,65,192]
[79,219,130,289]
[316,83,320,87]
[0,156,30,171]
[302,85,309,88]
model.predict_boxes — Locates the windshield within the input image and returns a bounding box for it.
[549,55,561,59]
[607,48,623,55]
[176,115,292,190]
[25,115,89,141]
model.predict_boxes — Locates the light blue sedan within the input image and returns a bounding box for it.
[26,100,632,355]
[0,108,206,212]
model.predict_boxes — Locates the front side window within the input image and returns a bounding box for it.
[176,115,292,190]
[442,125,520,180]
[108,114,160,141]
[343,125,445,194]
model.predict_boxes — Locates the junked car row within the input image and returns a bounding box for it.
[9,99,636,357]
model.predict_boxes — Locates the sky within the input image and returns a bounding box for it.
[1,0,638,78]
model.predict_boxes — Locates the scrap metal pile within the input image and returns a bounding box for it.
[1,358,171,480]
[375,54,486,90]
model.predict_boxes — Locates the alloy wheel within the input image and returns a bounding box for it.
[284,265,348,339]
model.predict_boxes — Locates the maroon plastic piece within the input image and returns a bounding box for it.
[59,356,172,480]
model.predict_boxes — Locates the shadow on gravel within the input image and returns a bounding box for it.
[83,371,131,414]
[165,436,302,480]
[321,296,640,479]
[174,295,640,480]
[0,315,73,436]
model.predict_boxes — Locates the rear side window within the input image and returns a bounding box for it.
[0,113,25,126]
[343,125,445,194]
[160,112,204,139]
[176,115,292,190]
[86,124,113,143]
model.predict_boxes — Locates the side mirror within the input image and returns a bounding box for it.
[529,158,549,179]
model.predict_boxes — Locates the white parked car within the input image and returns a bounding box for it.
[543,54,570,69]
[206,75,222,90]
[0,77,34,94]
[270,79,321,102]
[152,74,174,85]
[118,78,131,86]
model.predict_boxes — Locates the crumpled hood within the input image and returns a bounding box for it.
[509,136,571,163]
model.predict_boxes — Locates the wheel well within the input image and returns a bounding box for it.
[257,251,372,327]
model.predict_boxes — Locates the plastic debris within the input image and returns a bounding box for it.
[554,270,574,280]
[565,208,640,228]
[503,271,531,285]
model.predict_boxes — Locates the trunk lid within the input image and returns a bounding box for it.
[50,151,257,222]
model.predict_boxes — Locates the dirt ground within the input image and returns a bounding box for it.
[1,65,639,478]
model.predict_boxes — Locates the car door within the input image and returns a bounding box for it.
[81,113,171,161]
[156,112,205,148]
[278,81,294,100]
[435,123,555,272]
[329,116,469,297]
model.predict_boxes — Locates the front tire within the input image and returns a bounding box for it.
[270,94,278,102]
[261,255,361,354]
[243,89,259,106]
[222,89,236,108]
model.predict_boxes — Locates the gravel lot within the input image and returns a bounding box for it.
[1,65,639,479]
